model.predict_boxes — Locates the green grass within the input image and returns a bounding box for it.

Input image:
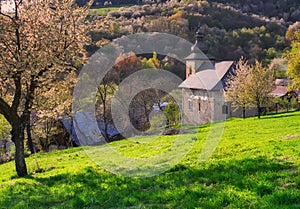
[0,111,299,208]
[89,7,121,16]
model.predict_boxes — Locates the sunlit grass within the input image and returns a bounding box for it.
[89,7,120,16]
[0,111,299,208]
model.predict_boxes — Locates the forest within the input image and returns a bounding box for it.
[85,0,299,63]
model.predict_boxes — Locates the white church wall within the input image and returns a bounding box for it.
[182,89,225,125]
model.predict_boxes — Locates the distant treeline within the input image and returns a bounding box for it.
[208,0,300,22]
[76,0,168,7]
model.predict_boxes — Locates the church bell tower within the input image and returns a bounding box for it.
[185,28,215,79]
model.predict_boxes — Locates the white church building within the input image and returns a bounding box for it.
[179,30,257,125]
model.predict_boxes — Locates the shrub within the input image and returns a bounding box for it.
[164,103,181,125]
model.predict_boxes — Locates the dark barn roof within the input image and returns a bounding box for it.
[61,112,122,146]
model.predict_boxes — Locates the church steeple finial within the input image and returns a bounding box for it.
[195,28,204,40]
[191,27,209,54]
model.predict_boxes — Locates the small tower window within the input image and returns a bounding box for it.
[188,99,193,112]
[187,66,192,77]
[198,99,201,112]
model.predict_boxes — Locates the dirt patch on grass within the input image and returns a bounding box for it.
[283,134,299,140]
[282,168,298,173]
[281,182,296,189]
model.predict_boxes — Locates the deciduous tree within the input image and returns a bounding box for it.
[95,53,141,140]
[286,30,300,90]
[226,58,275,119]
[225,58,251,118]
[0,0,91,177]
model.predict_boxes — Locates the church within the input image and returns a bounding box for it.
[179,30,257,125]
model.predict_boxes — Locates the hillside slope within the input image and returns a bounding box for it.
[87,0,299,63]
[0,111,299,208]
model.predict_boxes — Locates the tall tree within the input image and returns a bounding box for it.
[226,58,274,119]
[286,30,300,90]
[33,80,76,151]
[96,75,117,141]
[225,58,251,118]
[246,61,275,118]
[95,53,141,140]
[0,0,90,177]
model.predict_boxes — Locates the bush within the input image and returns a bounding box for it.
[164,103,181,125]
[108,11,121,18]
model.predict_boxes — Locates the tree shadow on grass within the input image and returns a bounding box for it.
[1,156,299,208]
[262,111,300,120]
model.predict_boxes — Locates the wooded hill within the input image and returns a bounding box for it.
[87,0,299,63]
[209,0,300,22]
[79,0,300,23]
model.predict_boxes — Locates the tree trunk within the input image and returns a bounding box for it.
[45,134,49,152]
[102,101,110,141]
[44,120,51,152]
[242,106,246,119]
[104,121,109,141]
[257,105,261,119]
[26,123,35,154]
[12,125,28,177]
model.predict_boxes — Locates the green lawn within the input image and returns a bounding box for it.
[89,7,121,16]
[0,111,299,208]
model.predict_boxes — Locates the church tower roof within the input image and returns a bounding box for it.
[185,28,215,61]
[191,28,209,53]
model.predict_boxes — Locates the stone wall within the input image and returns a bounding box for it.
[182,89,226,125]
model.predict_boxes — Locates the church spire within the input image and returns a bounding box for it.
[191,28,209,54]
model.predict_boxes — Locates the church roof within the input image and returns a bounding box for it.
[179,61,234,91]
[185,52,215,60]
[186,28,215,61]
[185,52,207,60]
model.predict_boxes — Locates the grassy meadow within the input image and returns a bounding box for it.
[89,7,121,16]
[0,111,299,208]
